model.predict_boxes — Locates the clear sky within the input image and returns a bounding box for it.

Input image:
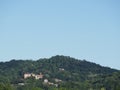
[0,0,120,69]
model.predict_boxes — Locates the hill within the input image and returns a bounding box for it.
[0,55,120,90]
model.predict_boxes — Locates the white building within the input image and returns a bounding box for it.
[24,73,31,79]
[24,73,43,79]
[44,79,48,83]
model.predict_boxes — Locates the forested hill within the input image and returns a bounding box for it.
[0,55,117,81]
[0,55,120,90]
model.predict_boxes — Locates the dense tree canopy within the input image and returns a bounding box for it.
[0,55,119,90]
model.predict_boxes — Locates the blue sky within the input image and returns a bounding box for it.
[0,0,120,69]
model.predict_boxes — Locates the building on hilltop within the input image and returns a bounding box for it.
[59,68,65,71]
[24,73,43,79]
[35,73,43,79]
[24,73,31,79]
[55,78,62,83]
[44,79,48,83]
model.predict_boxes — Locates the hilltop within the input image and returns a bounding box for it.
[0,55,120,90]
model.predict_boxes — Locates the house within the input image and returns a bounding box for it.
[35,73,43,80]
[44,79,48,83]
[55,78,62,83]
[48,82,54,85]
[59,68,65,71]
[24,73,31,79]
[43,79,58,87]
[24,73,43,79]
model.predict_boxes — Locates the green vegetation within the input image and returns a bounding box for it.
[0,55,120,90]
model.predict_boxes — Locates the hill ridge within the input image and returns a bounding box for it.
[0,55,120,90]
